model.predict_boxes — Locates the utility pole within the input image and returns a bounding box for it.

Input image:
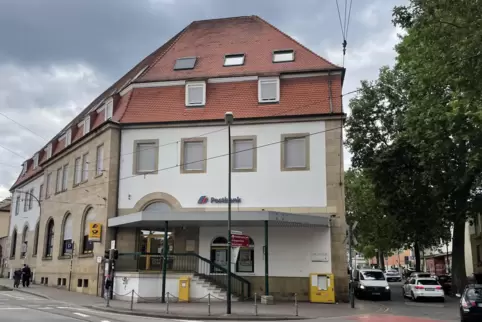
[347,221,357,309]
[106,248,115,307]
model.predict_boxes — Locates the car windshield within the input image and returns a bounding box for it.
[417,279,438,285]
[416,273,431,278]
[387,270,398,274]
[467,288,482,301]
[362,271,385,280]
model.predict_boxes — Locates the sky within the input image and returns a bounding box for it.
[0,0,405,199]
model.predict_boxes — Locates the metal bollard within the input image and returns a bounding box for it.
[254,293,258,316]
[294,293,298,317]
[166,292,170,314]
[130,290,134,311]
[208,293,211,316]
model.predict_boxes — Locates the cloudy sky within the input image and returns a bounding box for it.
[0,0,404,199]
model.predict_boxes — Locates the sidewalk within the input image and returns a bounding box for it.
[0,278,384,320]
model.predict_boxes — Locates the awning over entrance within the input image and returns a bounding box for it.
[108,210,331,229]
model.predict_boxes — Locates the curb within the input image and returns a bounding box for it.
[3,286,51,300]
[88,306,310,321]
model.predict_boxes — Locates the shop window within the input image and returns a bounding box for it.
[10,228,17,258]
[81,208,96,254]
[61,213,73,256]
[44,219,54,258]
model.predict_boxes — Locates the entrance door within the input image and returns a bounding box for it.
[139,230,170,270]
[210,237,228,272]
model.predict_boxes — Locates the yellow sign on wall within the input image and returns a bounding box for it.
[88,223,102,242]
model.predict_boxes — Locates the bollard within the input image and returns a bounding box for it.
[105,288,110,308]
[294,293,298,317]
[254,293,258,316]
[166,292,170,314]
[130,290,134,311]
[208,293,211,316]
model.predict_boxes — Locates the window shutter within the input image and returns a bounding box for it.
[136,143,156,172]
[188,85,204,105]
[284,137,306,168]
[233,140,254,169]
[184,141,204,170]
[259,79,279,102]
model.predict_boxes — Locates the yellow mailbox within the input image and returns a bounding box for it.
[309,273,335,303]
[178,276,191,302]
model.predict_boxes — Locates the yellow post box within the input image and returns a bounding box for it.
[178,276,191,302]
[309,273,335,303]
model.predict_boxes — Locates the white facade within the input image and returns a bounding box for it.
[119,121,327,209]
[9,175,43,236]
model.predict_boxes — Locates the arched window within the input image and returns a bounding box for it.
[20,225,28,258]
[61,213,73,256]
[44,219,54,258]
[10,228,17,258]
[82,208,96,254]
[143,201,172,213]
[33,222,39,256]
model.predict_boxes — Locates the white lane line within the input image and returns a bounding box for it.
[0,293,24,300]
[73,312,90,317]
[101,320,110,322]
[0,307,26,310]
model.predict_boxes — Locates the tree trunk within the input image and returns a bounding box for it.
[375,250,380,267]
[414,242,421,272]
[452,218,467,295]
[379,252,385,270]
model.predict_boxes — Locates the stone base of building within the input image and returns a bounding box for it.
[32,272,102,296]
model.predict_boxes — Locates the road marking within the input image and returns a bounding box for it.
[101,320,110,322]
[0,307,26,310]
[0,293,24,300]
[73,312,90,317]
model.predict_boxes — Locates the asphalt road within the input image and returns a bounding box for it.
[353,281,461,322]
[0,289,166,322]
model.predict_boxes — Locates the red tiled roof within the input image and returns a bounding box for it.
[138,16,340,82]
[120,76,342,123]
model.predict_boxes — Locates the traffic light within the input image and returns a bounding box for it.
[104,249,119,260]
[104,250,109,259]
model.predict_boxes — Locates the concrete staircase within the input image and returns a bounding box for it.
[191,275,239,302]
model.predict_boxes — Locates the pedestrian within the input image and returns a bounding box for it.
[13,268,22,288]
[21,264,31,287]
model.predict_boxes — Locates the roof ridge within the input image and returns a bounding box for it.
[135,25,192,82]
[253,16,342,70]
[191,15,255,24]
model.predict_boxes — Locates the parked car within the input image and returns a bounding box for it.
[435,274,452,295]
[386,269,402,282]
[402,277,444,302]
[409,272,432,279]
[458,284,482,322]
[353,269,391,300]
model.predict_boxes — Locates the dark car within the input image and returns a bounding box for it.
[436,275,451,295]
[459,284,482,322]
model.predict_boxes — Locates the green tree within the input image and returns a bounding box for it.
[345,169,400,267]
[393,0,482,293]
[346,66,448,272]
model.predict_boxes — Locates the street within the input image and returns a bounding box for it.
[353,282,461,322]
[0,289,163,322]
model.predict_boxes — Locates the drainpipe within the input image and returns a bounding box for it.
[328,72,334,113]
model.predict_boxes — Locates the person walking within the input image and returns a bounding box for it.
[21,264,31,287]
[13,268,22,288]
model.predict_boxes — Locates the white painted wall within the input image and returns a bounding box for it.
[119,121,327,209]
[199,226,331,277]
[10,175,43,235]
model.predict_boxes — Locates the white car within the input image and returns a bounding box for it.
[354,269,391,300]
[402,277,445,302]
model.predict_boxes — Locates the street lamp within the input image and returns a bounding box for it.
[224,111,234,315]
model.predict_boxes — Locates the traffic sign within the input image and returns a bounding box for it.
[88,223,102,242]
[65,241,73,254]
[231,233,250,247]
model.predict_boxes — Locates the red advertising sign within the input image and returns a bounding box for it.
[231,233,250,247]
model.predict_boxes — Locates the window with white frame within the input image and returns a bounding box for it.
[23,192,28,212]
[74,157,81,185]
[105,100,113,120]
[46,172,52,198]
[65,129,72,146]
[81,153,89,182]
[258,77,280,103]
[56,168,62,193]
[33,153,39,169]
[273,49,295,63]
[61,164,68,191]
[224,54,245,66]
[39,184,43,201]
[96,144,104,176]
[15,196,20,216]
[134,140,158,174]
[232,137,256,171]
[28,188,34,209]
[21,162,27,176]
[45,143,52,159]
[84,116,91,135]
[181,138,206,173]
[281,134,310,171]
[185,82,206,107]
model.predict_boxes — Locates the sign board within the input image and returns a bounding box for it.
[110,240,116,250]
[96,256,103,264]
[231,233,250,247]
[65,241,74,254]
[198,195,242,204]
[311,252,329,262]
[88,223,102,242]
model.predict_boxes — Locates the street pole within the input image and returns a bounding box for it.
[348,224,354,308]
[68,242,74,291]
[161,221,169,303]
[224,112,234,315]
[106,248,114,307]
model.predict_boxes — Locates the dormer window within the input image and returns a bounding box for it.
[224,54,245,66]
[273,49,295,63]
[65,128,72,146]
[33,153,39,169]
[84,116,91,134]
[185,82,206,107]
[105,99,113,120]
[45,143,52,159]
[174,57,197,70]
[258,77,280,103]
[21,162,27,176]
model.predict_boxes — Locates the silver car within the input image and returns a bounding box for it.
[386,269,402,282]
